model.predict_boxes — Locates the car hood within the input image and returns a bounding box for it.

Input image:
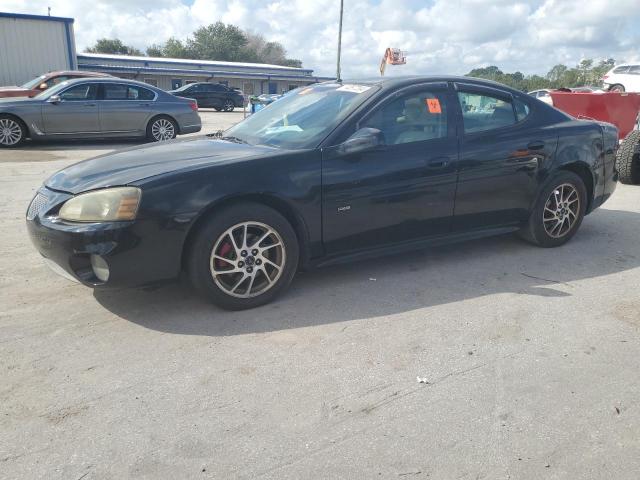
[45,137,280,194]
[0,96,41,106]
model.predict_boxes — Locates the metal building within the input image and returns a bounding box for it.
[77,53,332,94]
[0,12,77,86]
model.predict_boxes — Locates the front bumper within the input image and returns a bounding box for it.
[26,187,181,287]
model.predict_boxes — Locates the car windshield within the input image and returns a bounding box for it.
[224,83,378,150]
[172,84,193,92]
[33,80,73,99]
[21,75,47,89]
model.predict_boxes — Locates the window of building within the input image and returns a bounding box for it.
[457,91,516,133]
[59,83,98,101]
[243,82,254,95]
[362,89,448,145]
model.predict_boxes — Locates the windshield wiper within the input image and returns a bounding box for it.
[207,130,247,144]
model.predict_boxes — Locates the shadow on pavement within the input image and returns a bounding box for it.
[94,208,640,336]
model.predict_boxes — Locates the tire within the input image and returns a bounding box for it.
[609,84,625,92]
[616,130,640,185]
[223,99,235,112]
[518,171,587,247]
[187,203,299,310]
[146,116,178,142]
[214,107,222,112]
[0,114,26,148]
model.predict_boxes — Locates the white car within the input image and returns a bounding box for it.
[602,64,640,92]
[527,89,553,104]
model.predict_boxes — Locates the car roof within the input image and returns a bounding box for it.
[57,76,161,89]
[330,75,531,96]
[45,70,112,78]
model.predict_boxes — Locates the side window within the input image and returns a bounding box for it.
[613,66,629,74]
[514,98,530,122]
[59,83,98,101]
[457,91,516,133]
[362,90,448,145]
[103,84,155,100]
[128,86,155,100]
[210,84,225,92]
[103,83,128,100]
[629,65,640,75]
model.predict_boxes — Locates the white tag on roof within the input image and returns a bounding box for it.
[336,84,372,94]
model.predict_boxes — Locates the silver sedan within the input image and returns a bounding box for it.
[0,77,201,147]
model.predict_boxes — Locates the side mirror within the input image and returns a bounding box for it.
[39,83,48,90]
[48,95,61,104]
[340,127,384,155]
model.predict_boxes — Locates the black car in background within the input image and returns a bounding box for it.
[27,77,618,310]
[169,82,244,111]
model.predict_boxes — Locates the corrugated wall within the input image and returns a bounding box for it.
[0,17,75,86]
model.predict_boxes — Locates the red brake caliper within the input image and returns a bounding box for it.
[216,241,233,269]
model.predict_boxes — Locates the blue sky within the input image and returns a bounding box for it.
[4,0,639,77]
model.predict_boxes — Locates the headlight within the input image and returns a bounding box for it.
[58,187,141,222]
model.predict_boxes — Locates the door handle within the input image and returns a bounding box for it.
[427,156,450,169]
[527,141,545,150]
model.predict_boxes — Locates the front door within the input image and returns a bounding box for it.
[452,84,558,231]
[322,83,459,254]
[42,83,100,134]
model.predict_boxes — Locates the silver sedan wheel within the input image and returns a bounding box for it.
[543,183,580,238]
[210,221,286,298]
[0,118,23,146]
[151,118,175,141]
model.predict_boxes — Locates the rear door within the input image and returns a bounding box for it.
[322,82,459,253]
[452,84,558,231]
[42,82,100,134]
[99,83,157,134]
[627,65,640,91]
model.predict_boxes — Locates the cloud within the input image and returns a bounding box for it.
[3,0,639,77]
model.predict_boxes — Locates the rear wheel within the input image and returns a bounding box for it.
[0,115,26,148]
[609,84,625,92]
[616,130,640,185]
[187,203,299,310]
[519,171,587,247]
[147,116,177,142]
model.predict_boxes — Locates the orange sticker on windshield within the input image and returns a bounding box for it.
[426,98,441,113]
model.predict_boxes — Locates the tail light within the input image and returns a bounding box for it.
[189,100,198,111]
[603,75,609,80]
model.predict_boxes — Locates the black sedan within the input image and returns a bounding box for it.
[168,82,244,111]
[27,77,618,310]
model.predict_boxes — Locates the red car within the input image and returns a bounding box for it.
[0,70,112,98]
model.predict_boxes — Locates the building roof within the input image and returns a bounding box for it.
[78,52,313,73]
[0,11,74,23]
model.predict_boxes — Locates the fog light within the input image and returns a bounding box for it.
[90,254,110,282]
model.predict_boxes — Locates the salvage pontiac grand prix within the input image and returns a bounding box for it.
[26,77,618,310]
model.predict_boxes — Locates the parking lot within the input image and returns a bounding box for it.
[2,108,640,479]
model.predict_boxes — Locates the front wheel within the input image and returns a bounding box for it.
[147,116,177,142]
[223,99,235,112]
[187,203,299,310]
[518,171,587,247]
[0,115,26,148]
[609,84,625,92]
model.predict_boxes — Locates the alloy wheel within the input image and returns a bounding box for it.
[543,183,580,238]
[0,118,22,146]
[151,119,175,141]
[224,100,234,112]
[210,221,286,298]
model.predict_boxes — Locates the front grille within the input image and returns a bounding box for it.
[26,192,48,220]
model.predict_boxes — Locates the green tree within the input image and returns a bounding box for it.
[85,38,142,56]
[146,44,164,57]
